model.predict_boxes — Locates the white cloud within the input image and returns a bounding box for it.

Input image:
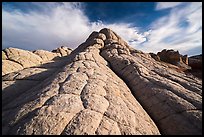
[156,2,183,10]
[2,2,91,51]
[2,2,146,51]
[135,2,202,56]
[2,2,202,56]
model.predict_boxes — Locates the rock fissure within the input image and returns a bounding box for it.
[80,82,89,109]
[60,110,84,135]
[7,58,25,68]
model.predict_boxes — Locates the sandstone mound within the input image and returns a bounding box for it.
[52,46,72,57]
[153,49,191,70]
[33,50,61,62]
[2,28,202,135]
[2,47,72,76]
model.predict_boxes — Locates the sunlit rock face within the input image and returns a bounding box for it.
[2,28,202,135]
[2,47,72,76]
[100,28,202,135]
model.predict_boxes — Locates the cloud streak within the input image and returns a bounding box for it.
[135,2,202,56]
[2,2,202,56]
[156,2,183,10]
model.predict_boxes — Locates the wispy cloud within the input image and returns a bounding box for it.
[2,2,145,51]
[156,2,183,10]
[2,3,91,50]
[134,2,202,56]
[2,2,202,56]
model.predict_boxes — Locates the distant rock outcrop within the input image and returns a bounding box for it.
[156,49,191,70]
[2,47,72,76]
[157,49,181,64]
[2,28,202,135]
[149,53,160,61]
[149,49,201,79]
[52,46,72,57]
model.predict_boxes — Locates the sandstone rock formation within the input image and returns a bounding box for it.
[2,47,72,76]
[156,49,191,70]
[149,53,160,61]
[150,49,202,80]
[33,50,61,62]
[2,28,202,135]
[2,31,160,135]
[52,46,72,57]
[99,29,202,135]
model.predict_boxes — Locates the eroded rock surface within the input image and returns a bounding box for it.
[156,49,191,70]
[52,46,72,57]
[33,50,61,61]
[2,56,71,109]
[2,30,160,135]
[100,28,202,135]
[150,50,201,80]
[2,28,202,135]
[2,47,72,76]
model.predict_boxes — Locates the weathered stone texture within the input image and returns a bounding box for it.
[33,50,60,61]
[100,28,202,135]
[2,28,202,135]
[2,29,160,135]
[52,46,72,56]
[2,47,72,76]
[156,49,191,70]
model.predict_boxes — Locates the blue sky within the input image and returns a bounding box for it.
[2,2,202,56]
